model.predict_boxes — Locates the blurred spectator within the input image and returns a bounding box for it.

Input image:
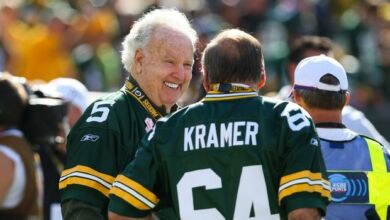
[70,0,121,91]
[48,77,89,128]
[0,3,78,82]
[0,42,6,71]
[0,72,40,219]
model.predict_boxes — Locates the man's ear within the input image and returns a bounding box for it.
[293,90,301,104]
[202,69,210,91]
[257,66,266,89]
[345,91,350,106]
[134,49,144,75]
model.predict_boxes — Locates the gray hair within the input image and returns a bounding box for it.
[121,8,198,72]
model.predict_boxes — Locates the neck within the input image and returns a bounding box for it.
[163,105,171,114]
[307,108,343,124]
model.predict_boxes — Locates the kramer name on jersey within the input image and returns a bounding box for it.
[184,121,259,151]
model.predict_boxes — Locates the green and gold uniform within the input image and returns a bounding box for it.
[108,84,331,220]
[59,78,171,217]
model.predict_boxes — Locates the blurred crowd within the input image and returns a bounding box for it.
[0,0,389,137]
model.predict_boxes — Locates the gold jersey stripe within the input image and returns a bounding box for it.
[59,176,111,197]
[115,175,159,204]
[61,165,115,183]
[280,170,328,185]
[110,187,151,210]
[279,183,331,203]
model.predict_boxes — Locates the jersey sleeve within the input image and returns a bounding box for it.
[108,129,160,218]
[59,101,131,213]
[276,102,331,215]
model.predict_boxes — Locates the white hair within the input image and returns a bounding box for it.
[121,8,198,72]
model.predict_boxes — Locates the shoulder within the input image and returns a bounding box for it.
[77,91,133,127]
[259,98,317,135]
[261,96,293,110]
[86,90,131,113]
[360,135,386,148]
[261,97,312,120]
[360,135,390,163]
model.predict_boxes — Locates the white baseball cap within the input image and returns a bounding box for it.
[48,78,89,112]
[293,54,348,92]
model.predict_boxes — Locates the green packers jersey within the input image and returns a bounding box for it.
[59,79,168,215]
[108,85,331,220]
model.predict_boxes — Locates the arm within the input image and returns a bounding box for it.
[288,208,321,220]
[108,211,152,220]
[59,119,125,218]
[61,199,105,220]
[278,102,330,217]
[0,151,14,204]
[108,130,160,219]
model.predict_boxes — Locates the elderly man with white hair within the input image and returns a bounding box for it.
[59,8,198,220]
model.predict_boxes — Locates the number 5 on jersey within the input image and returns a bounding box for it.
[86,100,115,123]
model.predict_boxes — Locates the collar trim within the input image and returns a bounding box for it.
[317,127,357,141]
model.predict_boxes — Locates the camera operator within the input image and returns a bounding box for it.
[0,72,40,219]
[20,84,69,220]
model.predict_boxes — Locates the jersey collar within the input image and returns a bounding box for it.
[123,77,176,121]
[315,122,346,128]
[316,127,358,142]
[203,83,258,101]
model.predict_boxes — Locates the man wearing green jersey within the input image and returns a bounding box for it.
[108,29,330,220]
[59,9,198,219]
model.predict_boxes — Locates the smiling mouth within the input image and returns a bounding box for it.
[164,81,179,89]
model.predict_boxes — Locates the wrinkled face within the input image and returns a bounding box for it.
[134,26,194,111]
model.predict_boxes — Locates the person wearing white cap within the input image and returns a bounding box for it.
[48,77,89,128]
[278,35,390,151]
[292,55,390,220]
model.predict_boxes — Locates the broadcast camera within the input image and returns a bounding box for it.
[19,85,68,150]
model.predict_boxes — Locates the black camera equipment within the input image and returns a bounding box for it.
[19,89,68,148]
